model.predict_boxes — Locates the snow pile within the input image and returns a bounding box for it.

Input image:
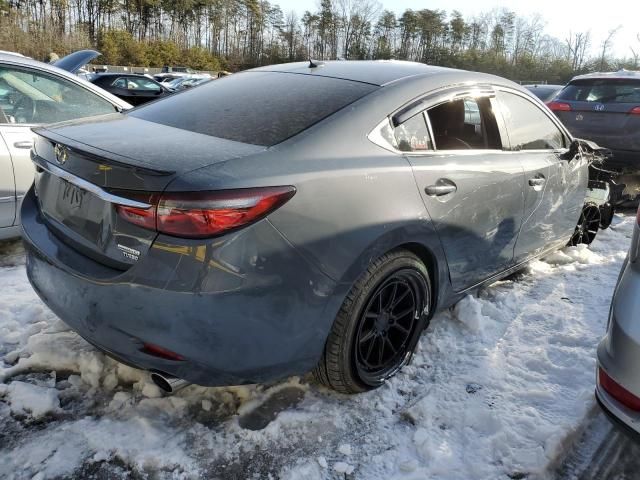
[452,294,492,332]
[0,215,634,479]
[0,381,59,419]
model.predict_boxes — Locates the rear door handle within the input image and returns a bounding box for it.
[13,141,33,149]
[425,184,457,196]
[528,177,546,187]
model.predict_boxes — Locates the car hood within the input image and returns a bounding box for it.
[53,50,101,74]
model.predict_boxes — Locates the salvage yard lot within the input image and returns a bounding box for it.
[0,215,634,479]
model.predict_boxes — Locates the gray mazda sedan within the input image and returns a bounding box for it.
[23,61,592,393]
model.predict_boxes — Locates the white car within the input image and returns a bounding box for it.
[0,50,131,240]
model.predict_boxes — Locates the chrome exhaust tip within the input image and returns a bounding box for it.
[150,372,190,394]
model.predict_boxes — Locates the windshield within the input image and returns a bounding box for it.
[130,71,377,146]
[558,78,640,103]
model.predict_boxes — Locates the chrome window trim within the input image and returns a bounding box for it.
[32,154,152,209]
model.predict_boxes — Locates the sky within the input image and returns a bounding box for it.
[276,0,640,59]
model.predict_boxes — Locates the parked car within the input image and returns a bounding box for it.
[166,75,211,91]
[524,84,565,103]
[0,50,130,241]
[23,60,601,394]
[548,70,640,198]
[89,73,172,106]
[154,66,195,83]
[596,206,640,439]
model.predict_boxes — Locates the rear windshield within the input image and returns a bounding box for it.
[130,71,377,146]
[558,78,640,104]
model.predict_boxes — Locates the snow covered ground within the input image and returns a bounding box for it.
[0,215,634,480]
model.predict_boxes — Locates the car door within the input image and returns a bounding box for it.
[395,89,525,292]
[0,63,119,224]
[496,89,585,262]
[0,131,14,227]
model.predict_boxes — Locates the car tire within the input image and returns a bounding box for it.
[313,250,431,394]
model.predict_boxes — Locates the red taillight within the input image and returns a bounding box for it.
[629,106,640,115]
[116,204,156,230]
[547,101,572,112]
[599,367,640,411]
[116,186,296,238]
[141,342,185,361]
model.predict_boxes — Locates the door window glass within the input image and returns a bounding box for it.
[394,113,432,152]
[427,97,501,150]
[497,91,565,150]
[0,66,116,124]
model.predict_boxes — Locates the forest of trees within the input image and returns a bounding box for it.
[0,0,638,83]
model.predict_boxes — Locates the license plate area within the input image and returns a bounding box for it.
[60,179,86,210]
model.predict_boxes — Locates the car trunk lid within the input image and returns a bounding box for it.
[31,115,265,269]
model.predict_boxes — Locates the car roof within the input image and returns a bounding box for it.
[524,84,564,89]
[250,60,463,86]
[0,50,26,58]
[570,69,640,82]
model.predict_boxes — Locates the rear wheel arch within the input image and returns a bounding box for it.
[394,242,439,315]
[338,237,442,316]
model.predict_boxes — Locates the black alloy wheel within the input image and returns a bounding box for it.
[313,250,431,393]
[569,203,601,246]
[355,271,423,385]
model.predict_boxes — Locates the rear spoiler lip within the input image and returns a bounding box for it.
[32,125,175,177]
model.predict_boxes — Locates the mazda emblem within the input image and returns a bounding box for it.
[54,143,68,165]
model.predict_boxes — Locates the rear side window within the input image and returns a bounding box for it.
[130,71,377,146]
[497,91,565,150]
[427,97,501,150]
[394,113,432,152]
[558,79,640,104]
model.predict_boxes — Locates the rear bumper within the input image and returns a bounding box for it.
[596,256,640,437]
[596,388,640,441]
[21,187,341,386]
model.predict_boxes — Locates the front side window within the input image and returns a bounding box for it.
[497,91,565,150]
[394,113,432,152]
[427,97,501,150]
[0,66,115,124]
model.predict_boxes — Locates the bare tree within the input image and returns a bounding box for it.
[599,25,622,70]
[629,33,640,69]
[566,30,591,70]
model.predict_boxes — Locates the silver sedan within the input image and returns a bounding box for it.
[597,209,640,437]
[0,50,130,240]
